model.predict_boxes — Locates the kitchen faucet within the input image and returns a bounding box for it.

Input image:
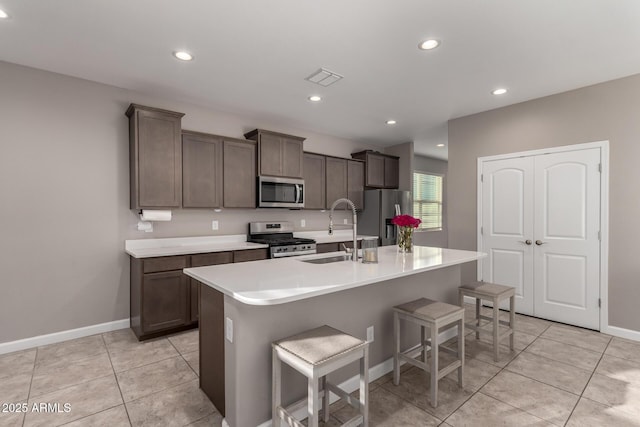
[329,198,358,262]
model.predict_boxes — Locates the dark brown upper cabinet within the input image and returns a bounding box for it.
[303,152,326,210]
[351,150,400,189]
[126,104,185,209]
[325,156,348,208]
[244,129,305,178]
[223,138,257,208]
[182,131,223,208]
[347,159,365,210]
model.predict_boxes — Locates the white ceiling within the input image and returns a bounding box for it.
[2,1,640,160]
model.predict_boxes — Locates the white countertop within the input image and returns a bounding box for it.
[125,235,268,258]
[184,246,486,306]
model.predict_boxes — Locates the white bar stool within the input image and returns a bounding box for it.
[393,298,465,408]
[272,325,369,427]
[458,281,516,362]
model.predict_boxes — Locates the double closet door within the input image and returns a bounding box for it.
[479,147,602,330]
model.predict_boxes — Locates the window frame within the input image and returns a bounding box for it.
[412,170,444,232]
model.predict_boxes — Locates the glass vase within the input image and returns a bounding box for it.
[397,226,413,253]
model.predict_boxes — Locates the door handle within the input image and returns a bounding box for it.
[535,240,547,246]
[518,240,532,245]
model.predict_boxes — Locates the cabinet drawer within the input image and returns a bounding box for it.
[233,248,269,263]
[316,243,340,254]
[191,252,233,267]
[143,256,188,273]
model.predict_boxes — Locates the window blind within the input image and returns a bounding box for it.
[413,172,443,230]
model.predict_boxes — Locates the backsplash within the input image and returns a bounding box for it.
[126,208,352,239]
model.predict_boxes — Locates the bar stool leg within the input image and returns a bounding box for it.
[493,298,500,362]
[475,298,481,339]
[509,294,516,351]
[360,346,369,427]
[457,318,464,388]
[308,375,319,427]
[272,348,282,427]
[421,325,428,363]
[430,323,439,408]
[393,311,400,386]
[320,376,329,422]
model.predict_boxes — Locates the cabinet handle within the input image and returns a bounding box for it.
[535,240,547,246]
[518,240,532,245]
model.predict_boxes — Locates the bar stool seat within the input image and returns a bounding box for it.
[393,298,465,408]
[272,325,369,427]
[458,281,516,362]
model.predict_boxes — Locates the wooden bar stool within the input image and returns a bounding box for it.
[393,298,465,408]
[272,325,369,427]
[458,281,516,362]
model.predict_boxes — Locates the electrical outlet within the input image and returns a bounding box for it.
[366,326,374,342]
[300,219,306,228]
[212,220,219,230]
[225,317,233,342]
[343,218,348,224]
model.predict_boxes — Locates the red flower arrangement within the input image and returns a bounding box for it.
[391,214,421,228]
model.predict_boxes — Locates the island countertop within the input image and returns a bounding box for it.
[184,245,485,306]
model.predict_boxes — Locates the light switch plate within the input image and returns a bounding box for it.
[343,218,348,224]
[225,317,233,342]
[300,219,306,228]
[367,326,374,342]
[212,220,219,230]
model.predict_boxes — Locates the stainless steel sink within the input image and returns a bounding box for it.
[300,255,354,264]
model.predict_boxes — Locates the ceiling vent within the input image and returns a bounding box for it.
[305,68,344,87]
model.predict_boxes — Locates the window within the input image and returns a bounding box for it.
[413,172,443,230]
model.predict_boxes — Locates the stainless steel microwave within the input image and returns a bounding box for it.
[258,176,305,208]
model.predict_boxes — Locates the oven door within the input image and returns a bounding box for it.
[258,176,304,208]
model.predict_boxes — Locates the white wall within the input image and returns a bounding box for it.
[0,61,377,344]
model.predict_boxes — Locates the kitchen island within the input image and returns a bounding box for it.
[184,245,485,427]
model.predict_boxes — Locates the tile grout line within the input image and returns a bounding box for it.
[562,335,613,427]
[167,336,199,378]
[22,347,38,427]
[101,333,133,427]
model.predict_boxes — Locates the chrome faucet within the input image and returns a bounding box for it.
[329,198,358,262]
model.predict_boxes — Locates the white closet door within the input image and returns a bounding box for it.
[533,148,601,329]
[481,157,535,315]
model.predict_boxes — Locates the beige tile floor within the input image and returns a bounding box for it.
[2,306,640,426]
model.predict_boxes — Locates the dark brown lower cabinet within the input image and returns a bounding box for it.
[199,284,225,416]
[142,271,190,333]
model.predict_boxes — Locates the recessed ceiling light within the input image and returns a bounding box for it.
[386,120,397,125]
[0,8,9,19]
[308,95,322,102]
[436,144,445,147]
[492,88,508,95]
[419,39,440,50]
[173,51,194,61]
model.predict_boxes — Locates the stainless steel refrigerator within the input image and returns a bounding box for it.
[358,189,412,246]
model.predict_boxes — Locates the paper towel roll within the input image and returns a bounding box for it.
[140,210,172,221]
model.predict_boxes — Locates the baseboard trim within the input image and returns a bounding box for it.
[253,328,458,427]
[602,325,640,342]
[0,319,130,355]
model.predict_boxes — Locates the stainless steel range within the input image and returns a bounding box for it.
[247,221,316,258]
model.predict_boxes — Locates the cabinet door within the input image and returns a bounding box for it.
[347,160,364,210]
[134,108,183,208]
[366,153,385,188]
[142,271,189,333]
[384,156,400,189]
[259,133,282,176]
[182,132,223,208]
[326,157,348,207]
[303,153,326,209]
[223,140,256,208]
[282,138,304,178]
